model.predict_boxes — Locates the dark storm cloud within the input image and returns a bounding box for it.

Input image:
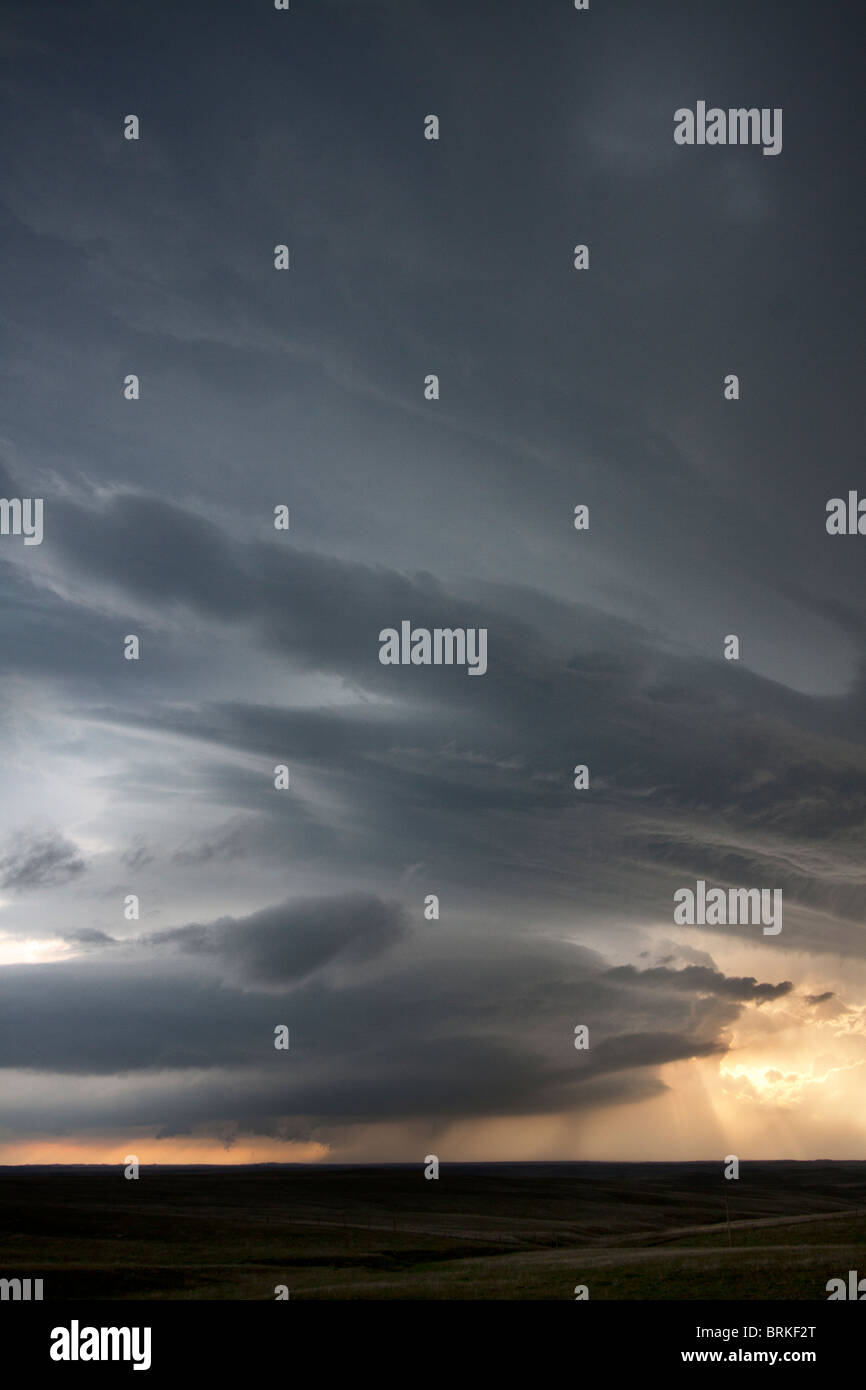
[42,484,866,945]
[589,1032,726,1072]
[0,963,281,1075]
[0,916,771,1136]
[1,473,863,968]
[805,991,835,1006]
[50,493,256,619]
[605,964,793,1004]
[48,485,866,772]
[0,830,85,891]
[145,893,410,985]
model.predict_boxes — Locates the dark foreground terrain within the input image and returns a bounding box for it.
[1,1161,865,1300]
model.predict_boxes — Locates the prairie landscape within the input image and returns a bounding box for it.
[1,1162,864,1300]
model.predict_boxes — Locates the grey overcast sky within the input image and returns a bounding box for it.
[0,0,864,1162]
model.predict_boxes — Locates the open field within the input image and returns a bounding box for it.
[1,1162,864,1299]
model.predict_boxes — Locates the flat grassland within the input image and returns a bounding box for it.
[1,1161,864,1300]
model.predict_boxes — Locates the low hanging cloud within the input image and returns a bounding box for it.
[606,963,794,1004]
[143,893,411,986]
[0,905,794,1145]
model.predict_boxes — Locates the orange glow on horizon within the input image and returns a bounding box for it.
[0,1136,330,1165]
